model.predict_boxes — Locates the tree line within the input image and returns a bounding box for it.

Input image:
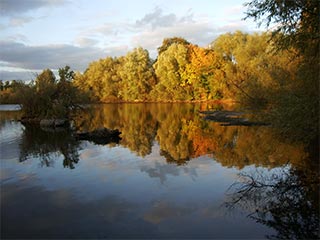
[73,32,304,103]
[0,31,304,104]
[0,0,318,143]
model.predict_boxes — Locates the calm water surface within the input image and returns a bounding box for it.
[0,103,319,239]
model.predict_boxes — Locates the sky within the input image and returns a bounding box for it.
[0,0,263,81]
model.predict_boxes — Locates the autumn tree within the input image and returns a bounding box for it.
[0,80,29,104]
[211,31,299,104]
[157,37,190,55]
[181,45,227,100]
[118,47,156,101]
[35,68,56,92]
[151,43,191,100]
[74,57,122,102]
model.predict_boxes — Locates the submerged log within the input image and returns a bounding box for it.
[75,127,121,144]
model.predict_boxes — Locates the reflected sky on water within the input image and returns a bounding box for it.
[1,103,318,239]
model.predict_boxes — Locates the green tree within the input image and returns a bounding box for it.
[212,31,299,103]
[245,0,319,143]
[152,43,191,100]
[118,47,156,101]
[58,65,75,82]
[244,0,319,53]
[157,37,190,55]
[20,67,84,119]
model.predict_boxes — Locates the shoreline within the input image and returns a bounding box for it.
[0,99,237,105]
[91,98,237,104]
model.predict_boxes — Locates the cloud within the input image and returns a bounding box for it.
[0,0,68,16]
[135,6,194,30]
[0,5,257,81]
[0,70,38,81]
[131,6,244,57]
[140,160,198,184]
[130,7,255,58]
[0,0,69,28]
[132,20,215,56]
[0,40,109,80]
[77,22,131,48]
[76,6,249,60]
[7,34,29,42]
[140,162,180,184]
[0,40,132,81]
[135,7,178,29]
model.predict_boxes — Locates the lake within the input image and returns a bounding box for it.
[0,103,319,239]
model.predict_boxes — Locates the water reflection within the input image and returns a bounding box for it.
[73,103,309,168]
[1,103,318,239]
[0,109,21,127]
[226,165,319,239]
[19,126,81,169]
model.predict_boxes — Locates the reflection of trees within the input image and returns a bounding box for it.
[155,109,193,164]
[212,126,308,169]
[151,104,214,164]
[118,104,158,156]
[153,104,307,167]
[73,104,158,156]
[73,103,309,168]
[226,166,319,239]
[0,110,22,128]
[19,126,81,169]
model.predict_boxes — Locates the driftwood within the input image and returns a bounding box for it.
[199,110,269,126]
[75,127,121,144]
